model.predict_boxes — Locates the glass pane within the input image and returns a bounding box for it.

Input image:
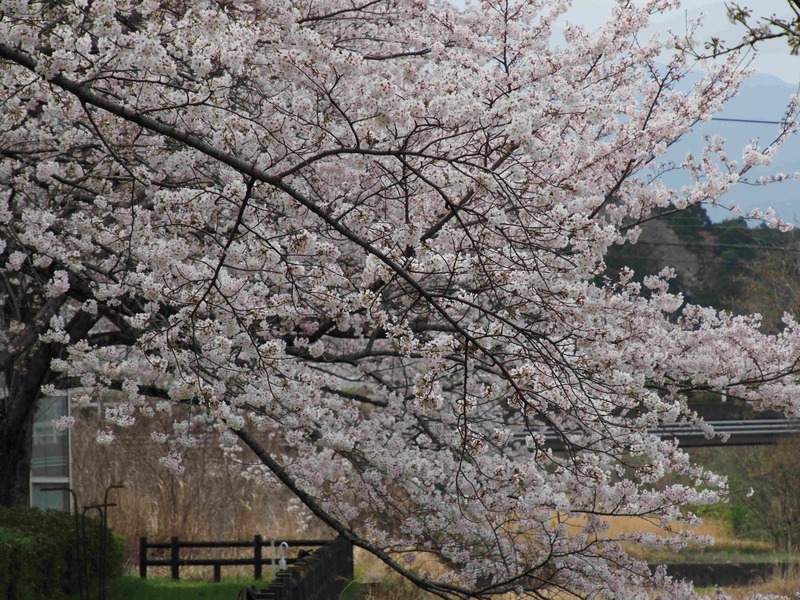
[31,396,69,478]
[30,483,70,512]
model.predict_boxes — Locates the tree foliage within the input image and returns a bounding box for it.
[720,226,800,332]
[606,207,800,326]
[694,439,800,552]
[2,1,800,597]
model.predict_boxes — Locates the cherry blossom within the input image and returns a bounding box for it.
[2,1,800,597]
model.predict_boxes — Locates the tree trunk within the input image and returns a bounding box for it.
[0,345,53,507]
[0,393,36,507]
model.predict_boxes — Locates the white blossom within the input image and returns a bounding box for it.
[52,416,75,431]
[2,1,799,597]
[95,430,115,445]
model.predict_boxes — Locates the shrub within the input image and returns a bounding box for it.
[0,507,123,599]
[0,526,37,600]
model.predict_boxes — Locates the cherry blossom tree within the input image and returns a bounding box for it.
[2,0,800,597]
[708,1,800,56]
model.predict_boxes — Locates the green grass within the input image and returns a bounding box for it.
[643,545,795,565]
[80,574,264,600]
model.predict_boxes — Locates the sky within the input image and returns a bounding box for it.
[654,1,800,224]
[568,0,800,85]
[448,1,800,223]
[560,1,800,224]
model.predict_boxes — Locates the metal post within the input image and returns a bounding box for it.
[83,500,118,600]
[278,542,288,570]
[82,505,103,600]
[100,484,124,600]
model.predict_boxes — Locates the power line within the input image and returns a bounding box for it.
[632,240,800,251]
[711,117,786,125]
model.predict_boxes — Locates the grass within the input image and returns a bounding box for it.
[80,573,425,600]
[597,514,788,565]
[78,574,263,600]
[646,544,788,564]
[720,567,800,598]
[633,528,781,564]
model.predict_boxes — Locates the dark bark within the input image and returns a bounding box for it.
[0,346,52,507]
[0,396,36,507]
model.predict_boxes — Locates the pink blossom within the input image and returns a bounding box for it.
[2,1,799,597]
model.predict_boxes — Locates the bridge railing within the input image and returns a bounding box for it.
[513,419,800,450]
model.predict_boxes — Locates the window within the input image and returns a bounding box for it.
[30,394,71,511]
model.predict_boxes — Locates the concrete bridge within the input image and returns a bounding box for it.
[513,419,800,451]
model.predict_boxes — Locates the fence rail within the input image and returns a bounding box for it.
[138,536,332,582]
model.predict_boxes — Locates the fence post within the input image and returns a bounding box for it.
[213,564,221,583]
[270,539,276,579]
[171,536,180,580]
[254,535,263,580]
[139,537,147,579]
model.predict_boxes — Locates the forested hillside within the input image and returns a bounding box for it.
[605,207,800,332]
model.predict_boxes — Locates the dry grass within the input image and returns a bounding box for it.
[604,514,729,539]
[714,563,800,599]
[352,548,433,599]
[71,409,331,579]
[352,548,538,599]
[589,514,772,562]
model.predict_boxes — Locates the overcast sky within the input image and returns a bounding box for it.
[447,1,800,222]
[448,1,800,83]
[565,0,800,84]
[562,1,800,223]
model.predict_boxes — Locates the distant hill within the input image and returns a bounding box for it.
[604,204,800,329]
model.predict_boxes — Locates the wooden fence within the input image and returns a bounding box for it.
[138,536,332,582]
